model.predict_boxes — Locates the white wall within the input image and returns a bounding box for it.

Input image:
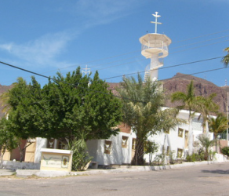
[33,109,215,165]
[34,138,47,163]
[88,132,135,166]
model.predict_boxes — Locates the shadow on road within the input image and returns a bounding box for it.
[202,170,229,174]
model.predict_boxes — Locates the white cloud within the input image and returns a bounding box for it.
[0,32,73,67]
[0,0,146,69]
[74,0,143,26]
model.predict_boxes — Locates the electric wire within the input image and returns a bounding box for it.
[0,56,227,104]
[38,29,229,73]
[102,56,224,80]
[2,28,228,86]
[171,35,229,50]
[171,39,229,54]
[173,29,229,44]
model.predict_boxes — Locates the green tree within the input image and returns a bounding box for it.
[222,47,229,67]
[0,118,17,167]
[39,68,122,141]
[7,67,122,151]
[209,113,229,152]
[196,94,219,134]
[171,81,197,155]
[0,90,12,116]
[117,75,180,165]
[145,141,158,165]
[197,134,215,160]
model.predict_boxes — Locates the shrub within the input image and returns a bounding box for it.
[145,141,158,165]
[186,154,196,162]
[69,139,92,171]
[186,152,205,162]
[221,146,229,156]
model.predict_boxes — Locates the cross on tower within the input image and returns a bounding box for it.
[150,12,162,34]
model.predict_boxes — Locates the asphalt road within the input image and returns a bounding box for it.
[1,163,229,196]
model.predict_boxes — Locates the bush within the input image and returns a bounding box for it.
[69,139,92,171]
[221,146,229,156]
[145,141,158,165]
[186,154,196,162]
[186,152,205,162]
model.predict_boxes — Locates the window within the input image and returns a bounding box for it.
[177,148,183,158]
[178,128,183,137]
[104,140,112,154]
[122,136,128,148]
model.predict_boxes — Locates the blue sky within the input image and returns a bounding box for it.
[0,0,228,87]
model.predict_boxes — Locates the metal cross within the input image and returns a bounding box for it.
[150,12,162,34]
[82,65,91,76]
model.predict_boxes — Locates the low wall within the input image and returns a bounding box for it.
[3,161,40,170]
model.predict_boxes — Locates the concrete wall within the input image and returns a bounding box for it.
[87,132,136,165]
[34,138,47,163]
[10,109,216,166]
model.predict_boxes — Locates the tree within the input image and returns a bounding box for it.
[222,47,229,67]
[197,134,214,160]
[171,81,197,155]
[7,67,122,146]
[117,75,180,165]
[195,94,219,134]
[145,141,158,165]
[0,91,11,115]
[209,113,229,152]
[0,118,17,167]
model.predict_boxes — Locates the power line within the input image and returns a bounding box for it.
[38,28,229,73]
[0,60,146,104]
[2,28,228,86]
[70,39,228,73]
[0,60,50,79]
[173,29,229,44]
[161,67,228,81]
[103,56,224,80]
[1,58,228,106]
[171,39,229,54]
[171,35,229,50]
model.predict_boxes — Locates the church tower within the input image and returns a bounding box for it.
[139,12,171,81]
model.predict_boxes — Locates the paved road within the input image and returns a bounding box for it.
[1,163,229,196]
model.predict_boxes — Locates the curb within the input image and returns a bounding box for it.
[70,160,229,176]
[11,160,229,178]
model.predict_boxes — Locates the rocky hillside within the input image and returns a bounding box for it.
[0,74,228,118]
[163,73,227,113]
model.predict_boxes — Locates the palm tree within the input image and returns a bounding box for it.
[196,94,219,134]
[222,47,229,67]
[197,134,214,160]
[209,113,229,153]
[117,75,180,165]
[171,81,197,155]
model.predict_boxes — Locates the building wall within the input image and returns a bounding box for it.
[18,109,216,165]
[34,138,47,163]
[87,132,135,166]
[24,141,36,162]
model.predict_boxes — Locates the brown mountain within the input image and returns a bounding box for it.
[0,73,228,118]
[163,73,227,113]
